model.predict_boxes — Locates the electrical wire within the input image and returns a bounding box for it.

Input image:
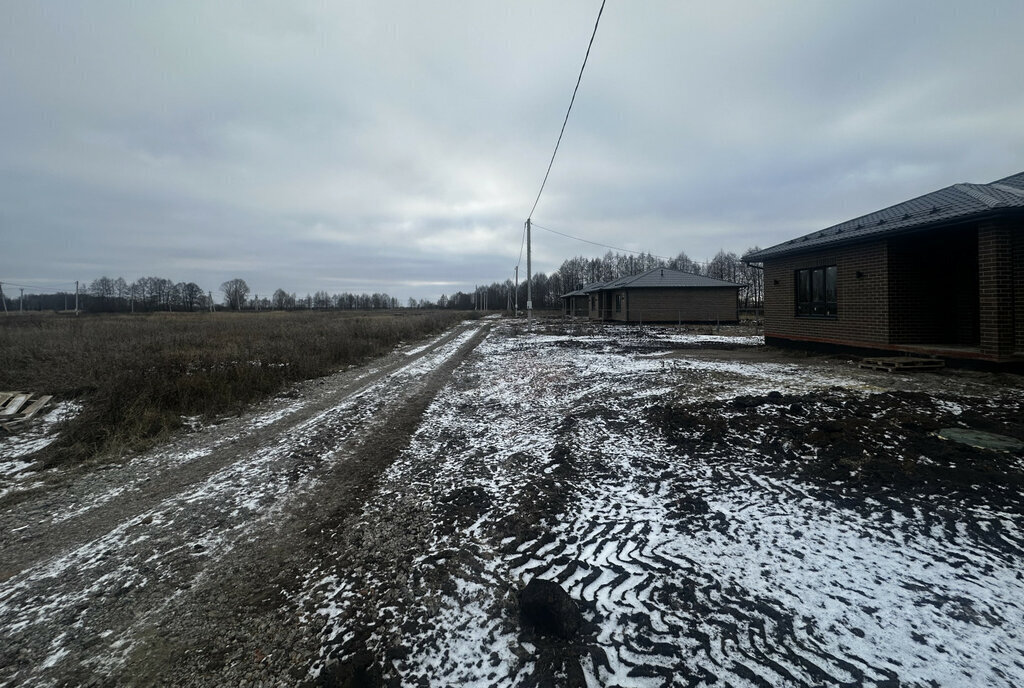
[517,222,527,267]
[0,280,78,291]
[530,222,736,270]
[531,223,673,261]
[527,0,606,221]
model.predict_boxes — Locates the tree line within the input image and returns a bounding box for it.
[4,247,763,314]
[429,246,765,313]
[2,276,404,313]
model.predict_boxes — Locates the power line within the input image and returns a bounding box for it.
[0,280,77,291]
[531,222,742,269]
[531,223,673,261]
[517,222,527,267]
[526,0,606,221]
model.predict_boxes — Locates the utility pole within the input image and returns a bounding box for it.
[75,281,79,315]
[19,288,24,313]
[526,218,533,326]
[0,283,7,315]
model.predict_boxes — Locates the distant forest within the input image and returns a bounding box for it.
[463,246,764,312]
[0,277,404,314]
[2,247,762,314]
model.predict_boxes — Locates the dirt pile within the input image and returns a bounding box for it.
[650,387,1024,510]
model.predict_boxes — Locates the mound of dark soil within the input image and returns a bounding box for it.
[519,578,582,640]
[650,388,1024,508]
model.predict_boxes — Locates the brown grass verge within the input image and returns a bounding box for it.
[0,310,472,467]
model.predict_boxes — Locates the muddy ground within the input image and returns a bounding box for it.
[1,318,1023,687]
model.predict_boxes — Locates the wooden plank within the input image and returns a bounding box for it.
[0,393,30,417]
[0,392,15,408]
[16,395,52,424]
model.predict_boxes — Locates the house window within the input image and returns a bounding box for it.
[615,294,622,313]
[796,266,837,316]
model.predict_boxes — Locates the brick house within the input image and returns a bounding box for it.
[563,267,741,323]
[743,171,1024,363]
[561,282,603,317]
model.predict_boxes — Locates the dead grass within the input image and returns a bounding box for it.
[0,310,471,466]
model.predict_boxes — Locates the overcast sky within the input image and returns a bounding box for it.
[2,1,1023,301]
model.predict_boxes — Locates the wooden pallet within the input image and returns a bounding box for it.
[0,392,53,431]
[858,356,945,372]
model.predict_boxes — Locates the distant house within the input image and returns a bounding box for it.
[561,267,742,323]
[561,282,603,317]
[743,171,1024,363]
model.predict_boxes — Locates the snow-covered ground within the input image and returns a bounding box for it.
[0,402,81,501]
[3,319,1022,688]
[0,321,489,688]
[307,321,1024,687]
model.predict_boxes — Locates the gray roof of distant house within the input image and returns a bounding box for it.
[561,281,607,298]
[744,170,1024,262]
[600,267,742,290]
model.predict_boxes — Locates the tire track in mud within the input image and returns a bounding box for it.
[306,322,1024,688]
[0,321,489,688]
[496,406,901,688]
[0,321,480,581]
[107,322,492,688]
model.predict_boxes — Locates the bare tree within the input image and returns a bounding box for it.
[177,282,203,311]
[89,276,115,308]
[706,250,740,282]
[668,251,698,274]
[221,278,250,311]
[272,289,291,310]
[313,290,332,309]
[742,246,764,308]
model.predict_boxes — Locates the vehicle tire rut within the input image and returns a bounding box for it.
[0,322,488,688]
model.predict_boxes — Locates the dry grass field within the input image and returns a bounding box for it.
[0,310,470,466]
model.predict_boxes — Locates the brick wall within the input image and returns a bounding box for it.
[1016,228,1024,354]
[588,292,612,320]
[979,221,1015,359]
[564,295,587,317]
[764,219,1021,361]
[608,287,738,323]
[763,241,889,345]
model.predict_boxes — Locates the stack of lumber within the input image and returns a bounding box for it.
[0,392,53,432]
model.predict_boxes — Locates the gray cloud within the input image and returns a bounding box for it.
[2,1,1023,300]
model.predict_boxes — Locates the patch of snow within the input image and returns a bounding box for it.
[0,401,81,462]
[303,321,1024,687]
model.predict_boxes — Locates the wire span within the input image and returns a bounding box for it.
[0,280,78,291]
[531,223,672,261]
[527,0,606,221]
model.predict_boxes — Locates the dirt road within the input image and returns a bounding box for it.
[2,318,1023,688]
[0,319,489,687]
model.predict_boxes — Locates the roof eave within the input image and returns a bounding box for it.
[748,206,1024,262]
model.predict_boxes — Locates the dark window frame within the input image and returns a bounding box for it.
[795,265,837,317]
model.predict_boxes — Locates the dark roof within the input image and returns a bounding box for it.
[744,170,1024,262]
[560,281,606,298]
[599,267,742,290]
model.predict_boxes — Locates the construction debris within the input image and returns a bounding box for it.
[858,356,945,372]
[0,392,54,432]
[937,427,1024,453]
